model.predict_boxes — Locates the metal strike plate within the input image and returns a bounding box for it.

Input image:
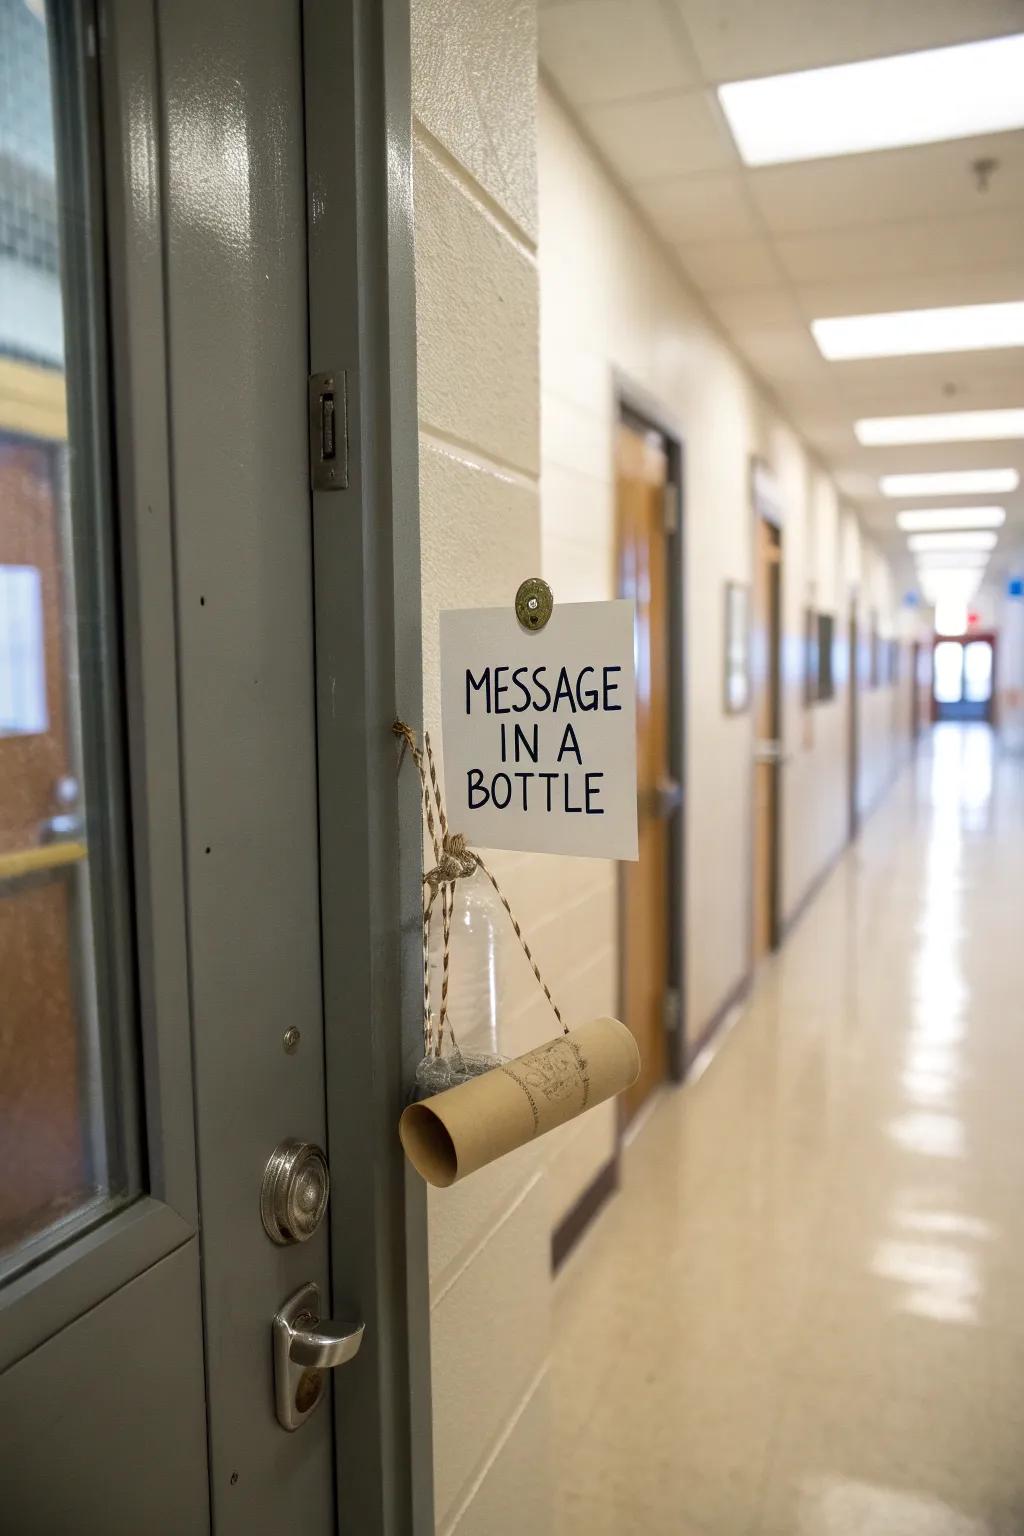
[273,1282,365,1432]
[309,370,348,490]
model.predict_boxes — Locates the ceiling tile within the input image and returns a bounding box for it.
[770,392,854,455]
[749,131,1024,235]
[580,89,738,183]
[845,442,1024,479]
[835,367,1024,417]
[794,268,1024,324]
[775,213,1024,285]
[835,467,889,502]
[671,0,1024,84]
[706,285,803,330]
[633,170,758,242]
[772,380,850,419]
[539,0,702,106]
[705,310,828,387]
[819,351,1024,399]
[675,236,782,292]
[539,0,1024,538]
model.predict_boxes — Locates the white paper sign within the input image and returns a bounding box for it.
[440,599,638,860]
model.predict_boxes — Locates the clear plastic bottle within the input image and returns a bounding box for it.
[423,868,506,1092]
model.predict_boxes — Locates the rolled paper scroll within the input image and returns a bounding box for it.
[399,1016,640,1188]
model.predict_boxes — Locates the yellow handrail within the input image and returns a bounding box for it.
[0,841,87,884]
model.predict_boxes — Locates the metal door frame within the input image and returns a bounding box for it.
[303,1,432,1530]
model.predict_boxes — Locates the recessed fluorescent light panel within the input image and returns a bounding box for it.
[881,469,1019,498]
[718,34,1024,167]
[896,507,1006,532]
[855,409,1024,445]
[812,303,1024,361]
[908,531,998,552]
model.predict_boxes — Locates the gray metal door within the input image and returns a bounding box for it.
[0,0,428,1531]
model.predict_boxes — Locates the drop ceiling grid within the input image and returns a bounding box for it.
[539,0,1024,566]
[668,0,1024,84]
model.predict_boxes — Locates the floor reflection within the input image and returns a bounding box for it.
[928,721,994,820]
[551,724,1024,1535]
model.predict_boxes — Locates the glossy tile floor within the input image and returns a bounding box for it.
[551,726,1024,1536]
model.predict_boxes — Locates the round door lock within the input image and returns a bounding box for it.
[261,1139,330,1245]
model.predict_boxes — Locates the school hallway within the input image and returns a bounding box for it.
[551,724,1024,1536]
[7,0,1024,1527]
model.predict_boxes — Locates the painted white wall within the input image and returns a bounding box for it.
[537,81,913,1212]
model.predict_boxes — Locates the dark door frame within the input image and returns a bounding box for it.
[614,381,687,1085]
[303,1,432,1528]
[749,457,783,960]
[931,630,998,724]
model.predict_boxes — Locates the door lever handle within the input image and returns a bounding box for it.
[288,1315,365,1370]
[273,1281,364,1430]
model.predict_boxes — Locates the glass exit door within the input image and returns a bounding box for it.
[933,637,995,722]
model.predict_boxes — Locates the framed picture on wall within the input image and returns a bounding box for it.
[803,605,819,707]
[869,611,881,688]
[817,612,835,702]
[724,580,750,714]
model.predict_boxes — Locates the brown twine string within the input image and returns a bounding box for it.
[393,719,567,1057]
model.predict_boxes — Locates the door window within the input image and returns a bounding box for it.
[933,640,965,705]
[1,0,140,1283]
[963,640,993,704]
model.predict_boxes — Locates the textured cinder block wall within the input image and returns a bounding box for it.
[410,5,557,1535]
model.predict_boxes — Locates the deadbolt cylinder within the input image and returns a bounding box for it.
[261,1139,330,1244]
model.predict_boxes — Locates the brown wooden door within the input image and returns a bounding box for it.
[0,430,86,1250]
[616,423,672,1122]
[751,513,780,962]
